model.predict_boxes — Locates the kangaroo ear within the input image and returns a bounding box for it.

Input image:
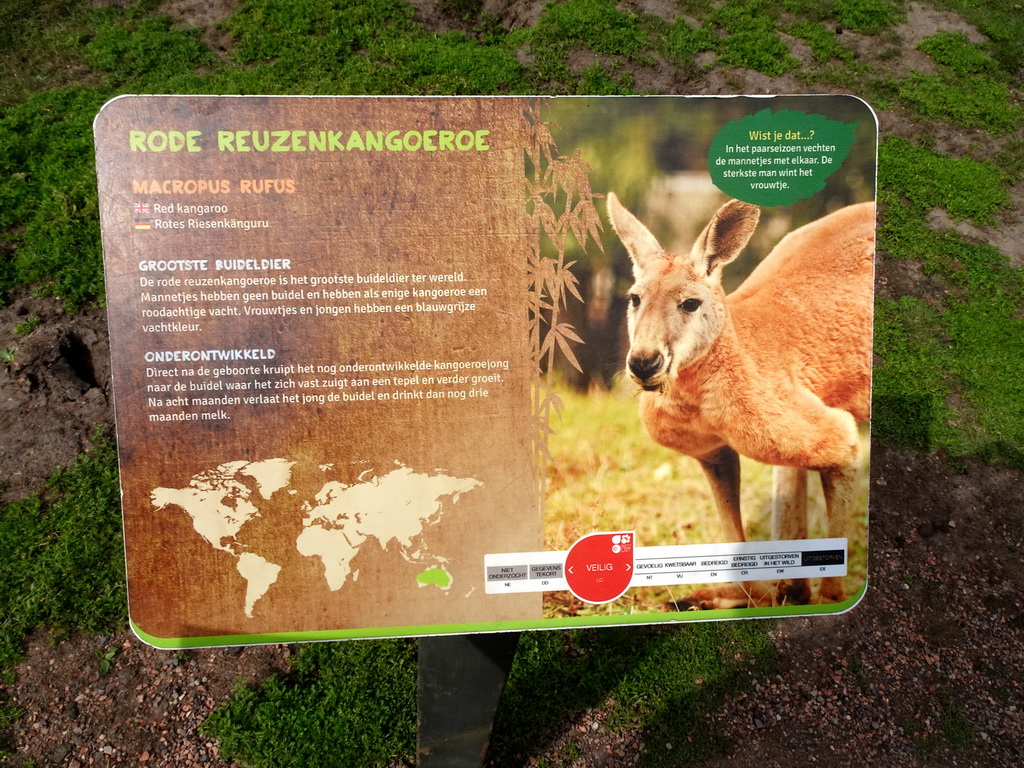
[607,192,665,274]
[692,200,760,276]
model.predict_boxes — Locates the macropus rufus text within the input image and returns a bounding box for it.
[607,194,874,609]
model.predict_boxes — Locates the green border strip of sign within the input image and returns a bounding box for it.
[130,581,868,649]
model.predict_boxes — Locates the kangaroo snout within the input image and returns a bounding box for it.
[628,350,665,388]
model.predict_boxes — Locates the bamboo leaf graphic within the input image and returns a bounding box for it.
[524,101,600,501]
[555,323,584,344]
[554,331,583,373]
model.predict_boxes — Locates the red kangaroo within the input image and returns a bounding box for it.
[608,193,874,608]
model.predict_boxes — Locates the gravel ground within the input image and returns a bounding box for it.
[3,636,286,768]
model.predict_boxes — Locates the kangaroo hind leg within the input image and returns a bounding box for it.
[672,446,775,610]
[771,466,811,604]
[817,463,860,602]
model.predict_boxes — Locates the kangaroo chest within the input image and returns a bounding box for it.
[639,392,726,459]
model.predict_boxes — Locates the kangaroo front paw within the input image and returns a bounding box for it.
[668,582,776,611]
[670,588,747,611]
[669,579,815,611]
[818,575,845,603]
[779,578,811,605]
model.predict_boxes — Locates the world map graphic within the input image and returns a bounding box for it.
[150,458,481,618]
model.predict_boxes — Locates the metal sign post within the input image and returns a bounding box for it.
[417,633,520,767]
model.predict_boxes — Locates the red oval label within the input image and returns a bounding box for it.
[564,531,635,604]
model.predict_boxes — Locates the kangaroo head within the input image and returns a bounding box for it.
[607,193,760,391]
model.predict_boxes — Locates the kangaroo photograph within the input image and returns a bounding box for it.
[608,194,874,610]
[539,96,876,618]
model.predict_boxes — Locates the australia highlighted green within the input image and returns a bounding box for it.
[709,109,858,207]
[416,567,453,589]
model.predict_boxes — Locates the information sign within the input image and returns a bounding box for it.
[95,95,877,647]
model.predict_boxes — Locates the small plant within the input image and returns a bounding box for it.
[840,655,875,692]
[95,646,116,675]
[0,699,23,728]
[937,688,976,750]
[437,0,482,23]
[0,348,13,366]
[13,316,39,335]
[0,695,24,758]
[561,738,583,761]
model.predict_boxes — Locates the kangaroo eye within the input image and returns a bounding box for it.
[680,298,702,312]
[629,293,641,308]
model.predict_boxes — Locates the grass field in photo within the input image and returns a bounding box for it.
[543,383,869,617]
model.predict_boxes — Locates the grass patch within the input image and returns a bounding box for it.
[876,294,1024,469]
[202,640,417,768]
[893,71,1024,137]
[917,31,999,77]
[202,624,776,767]
[490,624,774,766]
[658,17,717,74]
[529,0,647,58]
[0,0,105,108]
[0,88,109,308]
[219,0,529,95]
[879,137,1010,230]
[703,0,800,76]
[874,137,1024,465]
[83,8,214,90]
[889,30,1024,136]
[785,20,855,63]
[833,0,902,34]
[929,0,1024,75]
[505,0,649,91]
[0,429,124,669]
[872,297,959,453]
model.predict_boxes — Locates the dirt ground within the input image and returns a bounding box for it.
[2,0,1023,766]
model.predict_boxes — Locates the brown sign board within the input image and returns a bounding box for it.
[95,95,877,648]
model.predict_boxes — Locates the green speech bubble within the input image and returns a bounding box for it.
[709,108,857,206]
